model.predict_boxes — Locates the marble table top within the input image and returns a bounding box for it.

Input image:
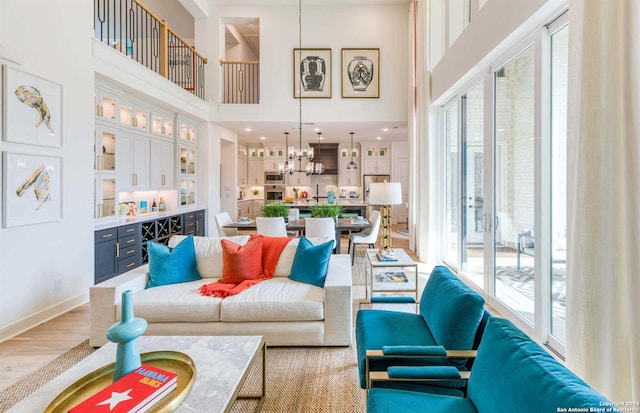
[7,335,265,413]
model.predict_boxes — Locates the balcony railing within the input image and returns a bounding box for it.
[94,0,207,100]
[220,61,260,104]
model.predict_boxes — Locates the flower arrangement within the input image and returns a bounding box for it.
[325,185,338,194]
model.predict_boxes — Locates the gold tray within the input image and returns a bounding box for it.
[45,351,196,413]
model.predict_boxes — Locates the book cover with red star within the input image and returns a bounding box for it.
[68,364,177,413]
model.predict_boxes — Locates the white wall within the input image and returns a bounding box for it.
[0,0,95,339]
[144,0,195,44]
[201,4,409,126]
[431,0,566,103]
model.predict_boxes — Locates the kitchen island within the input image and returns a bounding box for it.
[283,199,368,218]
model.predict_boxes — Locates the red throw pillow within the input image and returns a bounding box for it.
[220,236,263,283]
[249,234,293,277]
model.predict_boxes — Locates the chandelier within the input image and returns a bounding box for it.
[279,0,324,176]
[279,130,324,175]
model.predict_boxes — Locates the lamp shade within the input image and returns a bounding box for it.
[369,182,402,205]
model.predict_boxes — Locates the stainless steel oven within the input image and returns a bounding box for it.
[264,171,284,185]
[264,185,285,203]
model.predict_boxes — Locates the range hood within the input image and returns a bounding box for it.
[310,143,339,175]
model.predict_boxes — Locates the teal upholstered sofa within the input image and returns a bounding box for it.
[356,265,488,395]
[367,317,614,413]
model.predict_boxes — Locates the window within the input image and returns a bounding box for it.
[438,14,569,354]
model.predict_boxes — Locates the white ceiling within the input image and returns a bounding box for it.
[216,120,407,146]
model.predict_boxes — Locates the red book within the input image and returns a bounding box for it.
[69,364,177,413]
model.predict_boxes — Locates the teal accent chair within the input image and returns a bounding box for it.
[356,265,488,395]
[367,317,615,413]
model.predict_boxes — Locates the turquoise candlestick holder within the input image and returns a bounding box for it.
[106,289,147,382]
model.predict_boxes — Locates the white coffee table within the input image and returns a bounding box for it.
[362,248,419,311]
[7,336,266,413]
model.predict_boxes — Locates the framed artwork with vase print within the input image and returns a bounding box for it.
[341,48,379,98]
[293,49,332,98]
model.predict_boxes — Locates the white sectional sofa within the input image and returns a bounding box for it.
[90,235,353,347]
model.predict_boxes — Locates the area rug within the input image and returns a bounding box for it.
[0,341,365,413]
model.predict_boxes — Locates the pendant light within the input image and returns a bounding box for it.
[346,132,358,170]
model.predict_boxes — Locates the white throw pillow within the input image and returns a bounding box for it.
[169,235,250,278]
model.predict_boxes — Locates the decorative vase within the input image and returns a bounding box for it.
[106,290,148,382]
[327,192,335,204]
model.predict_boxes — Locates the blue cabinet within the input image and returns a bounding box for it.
[94,210,205,284]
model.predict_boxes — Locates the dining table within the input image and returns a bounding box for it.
[223,218,372,252]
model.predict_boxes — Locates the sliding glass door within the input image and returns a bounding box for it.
[439,14,570,354]
[444,102,459,268]
[461,82,485,289]
[493,45,536,324]
[549,21,568,345]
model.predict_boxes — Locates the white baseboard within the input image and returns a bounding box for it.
[0,293,89,343]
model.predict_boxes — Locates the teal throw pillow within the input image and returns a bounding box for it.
[289,236,334,287]
[147,235,201,288]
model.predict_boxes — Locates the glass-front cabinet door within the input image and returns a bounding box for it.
[178,119,197,144]
[180,178,196,206]
[179,146,196,175]
[95,126,117,172]
[94,175,117,219]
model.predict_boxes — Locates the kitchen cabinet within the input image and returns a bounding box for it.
[248,157,264,186]
[117,133,149,191]
[180,178,197,207]
[179,145,197,175]
[95,87,118,123]
[94,228,118,284]
[251,200,264,219]
[264,145,285,171]
[238,144,248,186]
[150,138,174,189]
[151,110,174,139]
[361,141,391,175]
[119,99,150,131]
[338,143,361,187]
[94,224,141,284]
[237,200,252,220]
[362,159,391,175]
[94,125,118,172]
[94,175,117,220]
[177,117,197,144]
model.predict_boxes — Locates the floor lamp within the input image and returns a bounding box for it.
[368,182,402,258]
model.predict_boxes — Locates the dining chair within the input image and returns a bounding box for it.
[215,211,237,237]
[348,210,381,265]
[256,217,288,237]
[305,218,337,250]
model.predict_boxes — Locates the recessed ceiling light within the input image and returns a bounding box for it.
[314,128,320,132]
[376,136,382,140]
[383,128,389,132]
[260,136,266,140]
[245,127,251,132]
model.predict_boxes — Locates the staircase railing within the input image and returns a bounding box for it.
[220,61,260,104]
[94,0,207,100]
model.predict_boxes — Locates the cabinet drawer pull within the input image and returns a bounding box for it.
[126,239,135,244]
[162,174,166,186]
[126,249,135,255]
[125,228,135,233]
[126,262,136,268]
[116,242,120,258]
[102,233,114,238]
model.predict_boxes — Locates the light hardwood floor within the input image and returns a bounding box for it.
[0,225,414,391]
